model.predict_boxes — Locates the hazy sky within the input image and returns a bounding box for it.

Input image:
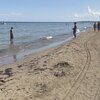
[0,0,100,21]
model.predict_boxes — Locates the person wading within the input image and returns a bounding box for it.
[10,27,14,41]
[73,22,77,38]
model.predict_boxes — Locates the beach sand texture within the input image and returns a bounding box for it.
[0,30,100,100]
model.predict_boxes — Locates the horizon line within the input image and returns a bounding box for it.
[0,20,97,23]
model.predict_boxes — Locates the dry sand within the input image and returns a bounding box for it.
[0,29,100,100]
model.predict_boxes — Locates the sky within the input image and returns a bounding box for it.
[0,0,100,22]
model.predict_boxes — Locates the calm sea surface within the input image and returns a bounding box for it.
[0,22,93,66]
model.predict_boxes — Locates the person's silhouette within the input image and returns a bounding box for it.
[10,27,14,41]
[73,22,77,38]
[93,22,96,31]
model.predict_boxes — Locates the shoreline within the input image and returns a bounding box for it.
[0,33,74,67]
[0,21,92,67]
[0,29,100,100]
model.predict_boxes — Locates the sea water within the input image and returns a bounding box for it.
[0,22,93,66]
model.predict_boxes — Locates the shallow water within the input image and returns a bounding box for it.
[0,22,93,66]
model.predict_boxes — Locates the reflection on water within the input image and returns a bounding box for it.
[10,40,17,62]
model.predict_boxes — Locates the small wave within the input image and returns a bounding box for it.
[84,27,87,29]
[76,29,80,33]
[46,36,53,39]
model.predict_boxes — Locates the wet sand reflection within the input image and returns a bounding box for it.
[10,40,17,62]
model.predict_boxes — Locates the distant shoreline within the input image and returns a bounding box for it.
[0,21,95,23]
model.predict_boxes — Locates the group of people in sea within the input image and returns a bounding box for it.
[9,22,78,41]
[72,21,100,38]
[10,21,99,41]
[93,22,100,31]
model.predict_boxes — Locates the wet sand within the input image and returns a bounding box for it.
[0,29,100,100]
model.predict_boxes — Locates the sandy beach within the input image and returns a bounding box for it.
[0,29,100,100]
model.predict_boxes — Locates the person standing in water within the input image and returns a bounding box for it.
[73,22,77,38]
[93,22,96,31]
[10,27,14,41]
[9,27,17,61]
